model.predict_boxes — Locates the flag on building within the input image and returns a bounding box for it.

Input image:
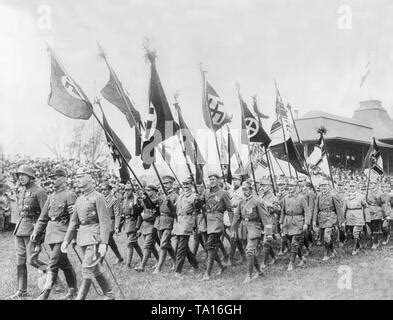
[102,114,132,183]
[47,49,93,120]
[141,50,179,168]
[201,68,233,131]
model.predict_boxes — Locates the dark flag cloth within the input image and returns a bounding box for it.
[201,73,233,131]
[228,128,245,175]
[141,50,179,169]
[252,96,269,119]
[102,115,132,183]
[270,137,307,175]
[306,133,331,183]
[47,52,93,120]
[239,91,271,147]
[363,138,383,176]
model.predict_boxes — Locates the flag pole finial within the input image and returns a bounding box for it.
[143,38,156,64]
[317,126,327,135]
[97,41,106,59]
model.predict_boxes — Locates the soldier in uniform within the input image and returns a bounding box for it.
[0,177,11,232]
[299,179,316,255]
[312,179,343,261]
[231,180,268,283]
[172,177,199,276]
[200,173,232,281]
[277,179,290,255]
[192,183,208,257]
[381,182,392,245]
[61,167,114,300]
[259,178,280,268]
[135,185,160,272]
[280,179,310,271]
[342,180,369,255]
[335,181,347,246]
[366,179,391,249]
[116,184,143,268]
[225,174,246,266]
[31,167,78,300]
[100,182,123,264]
[153,175,177,274]
[7,165,48,300]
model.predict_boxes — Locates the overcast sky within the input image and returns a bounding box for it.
[1,0,393,174]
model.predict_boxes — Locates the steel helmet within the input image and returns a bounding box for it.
[16,165,36,179]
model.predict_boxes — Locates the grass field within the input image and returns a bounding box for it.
[1,230,393,300]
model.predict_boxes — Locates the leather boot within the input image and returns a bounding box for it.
[126,247,134,268]
[36,271,57,300]
[254,256,263,276]
[201,249,215,281]
[322,243,330,261]
[243,255,258,283]
[153,249,167,274]
[215,251,227,275]
[75,279,92,300]
[6,265,28,300]
[151,247,159,261]
[135,249,150,272]
[59,268,77,300]
[96,273,115,300]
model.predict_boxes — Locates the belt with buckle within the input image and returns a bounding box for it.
[80,219,98,226]
[243,218,257,222]
[347,207,362,210]
[287,212,304,216]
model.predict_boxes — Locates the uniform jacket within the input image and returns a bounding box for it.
[64,186,111,246]
[231,194,269,239]
[140,196,160,235]
[261,190,280,234]
[366,190,390,220]
[280,193,311,236]
[173,190,196,236]
[34,186,76,244]
[343,192,369,226]
[202,186,233,234]
[15,181,48,237]
[157,189,178,231]
[195,209,207,234]
[105,193,121,231]
[118,196,142,234]
[313,192,343,228]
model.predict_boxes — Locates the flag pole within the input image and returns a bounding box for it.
[226,125,244,173]
[155,146,183,190]
[365,137,375,199]
[274,81,293,179]
[270,149,287,180]
[287,104,315,192]
[265,146,277,196]
[237,84,258,194]
[200,64,226,180]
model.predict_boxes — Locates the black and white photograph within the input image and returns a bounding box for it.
[1,0,393,306]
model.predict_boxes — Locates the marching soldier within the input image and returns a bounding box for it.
[117,184,143,268]
[31,167,78,300]
[366,179,391,249]
[100,182,124,264]
[381,182,392,245]
[342,180,369,255]
[192,183,208,257]
[230,180,268,283]
[200,172,232,281]
[259,178,280,268]
[7,165,48,300]
[61,167,114,300]
[153,175,177,274]
[172,177,199,276]
[312,179,343,261]
[277,179,290,255]
[335,181,347,246]
[299,179,316,255]
[135,185,160,272]
[280,179,310,271]
[0,177,11,232]
[225,174,246,266]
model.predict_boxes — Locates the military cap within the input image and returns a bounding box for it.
[208,172,220,178]
[75,167,92,177]
[182,177,193,185]
[48,166,67,178]
[241,179,254,189]
[232,174,242,180]
[146,184,159,193]
[16,165,35,178]
[124,184,133,191]
[162,175,175,183]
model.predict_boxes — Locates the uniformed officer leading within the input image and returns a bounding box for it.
[7,165,48,300]
[31,167,78,300]
[61,167,114,300]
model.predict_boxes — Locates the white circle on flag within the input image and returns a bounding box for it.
[245,117,259,138]
[61,75,82,100]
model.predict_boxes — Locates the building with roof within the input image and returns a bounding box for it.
[292,99,393,174]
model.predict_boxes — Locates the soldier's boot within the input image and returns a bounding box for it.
[201,249,215,281]
[151,246,159,261]
[95,273,115,300]
[219,241,229,264]
[133,242,143,260]
[135,249,150,272]
[254,256,264,277]
[269,247,277,265]
[192,238,199,256]
[6,265,28,300]
[352,238,359,255]
[243,255,256,284]
[371,235,379,250]
[168,246,176,271]
[75,278,92,300]
[287,253,296,272]
[215,252,227,276]
[322,243,330,261]
[36,270,57,300]
[329,243,336,258]
[59,268,78,300]
[153,249,167,274]
[261,247,269,269]
[126,247,134,268]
